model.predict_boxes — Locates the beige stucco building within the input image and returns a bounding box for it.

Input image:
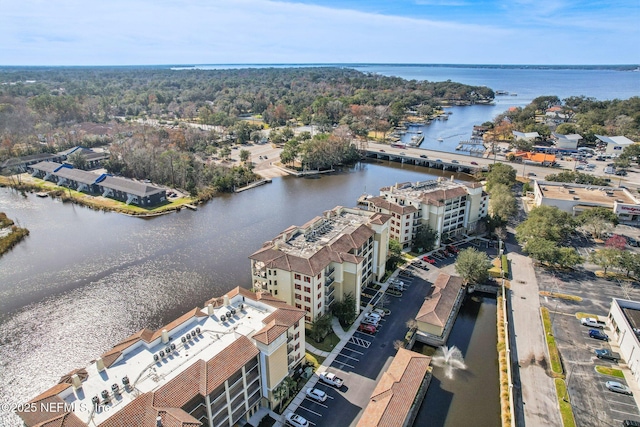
[17,287,305,427]
[362,179,488,248]
[249,206,391,323]
[415,273,465,346]
[533,180,640,226]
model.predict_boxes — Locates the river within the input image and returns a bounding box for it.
[1,65,638,426]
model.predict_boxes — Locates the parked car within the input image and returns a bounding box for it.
[390,283,406,291]
[361,316,380,327]
[358,323,377,334]
[595,349,619,362]
[389,278,405,286]
[420,154,428,158]
[422,256,436,264]
[589,329,609,341]
[305,388,328,402]
[285,412,309,427]
[470,161,478,165]
[451,159,459,164]
[373,308,389,317]
[435,159,442,163]
[446,245,459,254]
[581,317,606,328]
[623,420,640,427]
[606,381,633,395]
[318,371,344,388]
[365,312,382,322]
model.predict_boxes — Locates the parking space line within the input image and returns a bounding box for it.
[349,336,371,348]
[304,399,329,408]
[342,346,364,355]
[297,405,323,417]
[337,353,359,362]
[333,360,355,369]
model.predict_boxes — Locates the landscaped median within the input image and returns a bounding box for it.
[496,293,511,427]
[541,307,577,427]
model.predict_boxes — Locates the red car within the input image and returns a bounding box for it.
[446,245,459,254]
[358,324,377,334]
[422,256,436,264]
[470,161,478,165]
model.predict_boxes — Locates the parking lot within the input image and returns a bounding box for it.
[537,231,640,427]
[289,266,440,426]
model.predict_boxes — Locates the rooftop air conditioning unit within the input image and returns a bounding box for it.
[195,327,201,335]
[170,343,176,350]
[181,336,186,343]
[230,308,236,315]
[238,303,243,310]
[220,314,226,322]
[92,396,100,406]
[153,354,159,362]
[159,350,165,358]
[122,376,130,387]
[186,333,191,340]
[101,390,109,399]
[111,383,119,393]
[165,346,171,354]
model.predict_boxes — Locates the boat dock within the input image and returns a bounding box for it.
[234,178,272,193]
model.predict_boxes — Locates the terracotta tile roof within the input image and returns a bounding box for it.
[416,274,463,326]
[366,196,417,215]
[262,306,306,327]
[32,413,87,427]
[253,320,290,345]
[205,336,259,394]
[18,393,70,427]
[356,348,431,427]
[157,408,201,427]
[99,392,158,427]
[150,308,209,341]
[369,212,392,225]
[420,187,469,206]
[58,368,88,385]
[153,360,206,407]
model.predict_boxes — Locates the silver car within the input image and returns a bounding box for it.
[606,381,632,395]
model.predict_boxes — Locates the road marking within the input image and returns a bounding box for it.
[297,405,322,417]
[342,346,364,355]
[337,353,359,362]
[349,336,371,348]
[333,360,355,369]
[304,399,328,408]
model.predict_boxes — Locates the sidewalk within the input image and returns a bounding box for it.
[507,244,563,427]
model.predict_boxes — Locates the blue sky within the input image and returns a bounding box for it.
[1,0,638,65]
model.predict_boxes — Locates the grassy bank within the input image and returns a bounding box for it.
[541,307,564,376]
[0,213,30,257]
[496,294,512,427]
[555,378,577,427]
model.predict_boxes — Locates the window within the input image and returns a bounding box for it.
[295,284,301,290]
[294,321,300,329]
[295,274,301,280]
[305,316,311,322]
[295,343,300,350]
[268,270,271,276]
[317,302,321,309]
[296,304,302,309]
[304,296,311,303]
[305,307,310,312]
[317,273,321,279]
[405,222,409,226]
[304,276,311,283]
[304,286,311,293]
[273,280,277,286]
[405,229,409,233]
[317,293,321,300]
[274,290,278,295]
[295,294,301,300]
[295,332,300,339]
[317,283,321,290]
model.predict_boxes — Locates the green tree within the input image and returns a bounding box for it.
[455,247,491,285]
[219,146,231,160]
[489,183,517,223]
[485,163,516,192]
[616,251,640,277]
[273,381,289,412]
[578,207,619,239]
[332,292,357,327]
[522,237,559,265]
[239,149,250,163]
[412,225,438,253]
[590,248,621,274]
[386,239,404,271]
[67,151,87,170]
[516,205,575,245]
[555,247,583,269]
[308,313,333,342]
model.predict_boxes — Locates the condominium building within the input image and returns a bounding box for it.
[17,287,305,427]
[249,206,391,323]
[362,179,488,248]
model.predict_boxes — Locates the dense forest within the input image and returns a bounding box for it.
[0,66,493,194]
[489,95,640,145]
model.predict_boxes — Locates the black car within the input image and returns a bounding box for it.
[623,420,640,427]
[595,349,619,362]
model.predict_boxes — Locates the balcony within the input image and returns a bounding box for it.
[325,294,335,306]
[325,276,335,287]
[253,270,266,279]
[288,356,296,366]
[287,344,294,353]
[326,267,335,276]
[325,284,335,298]
[287,333,293,343]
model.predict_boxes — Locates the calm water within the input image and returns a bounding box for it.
[412,295,499,427]
[1,65,638,426]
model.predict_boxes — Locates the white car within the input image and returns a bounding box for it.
[389,278,404,286]
[306,387,328,402]
[285,412,309,427]
[372,308,386,317]
[318,371,344,388]
[361,316,379,327]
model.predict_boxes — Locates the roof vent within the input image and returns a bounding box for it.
[161,329,169,344]
[71,374,82,390]
[223,295,230,306]
[157,416,163,427]
[207,304,214,315]
[96,357,105,372]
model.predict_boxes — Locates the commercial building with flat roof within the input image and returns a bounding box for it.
[533,181,640,225]
[361,179,488,248]
[608,299,640,385]
[249,206,391,323]
[17,287,305,427]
